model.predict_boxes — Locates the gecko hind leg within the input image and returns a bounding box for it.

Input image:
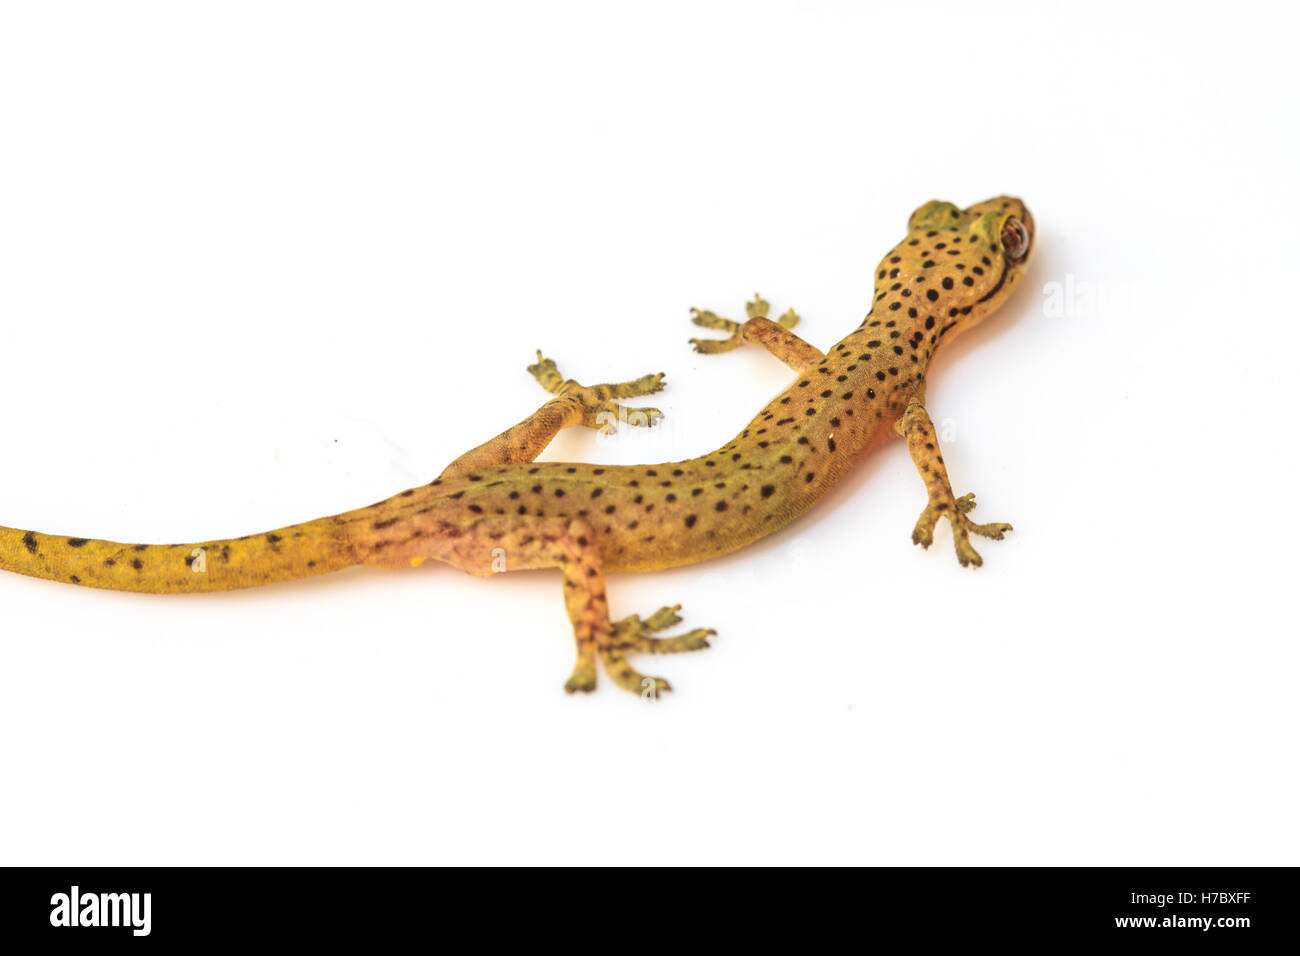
[527,352,665,431]
[551,523,714,696]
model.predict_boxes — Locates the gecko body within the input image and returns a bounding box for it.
[0,197,1034,693]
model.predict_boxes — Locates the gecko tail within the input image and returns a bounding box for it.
[0,516,358,593]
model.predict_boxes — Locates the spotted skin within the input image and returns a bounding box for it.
[0,196,1034,694]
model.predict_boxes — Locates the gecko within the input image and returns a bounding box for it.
[0,196,1033,695]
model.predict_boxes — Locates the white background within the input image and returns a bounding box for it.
[1,2,1295,865]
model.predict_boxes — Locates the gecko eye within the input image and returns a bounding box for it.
[1001,216,1030,260]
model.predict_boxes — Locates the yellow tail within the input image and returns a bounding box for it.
[0,515,358,593]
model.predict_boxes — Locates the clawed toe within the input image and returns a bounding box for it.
[564,661,598,694]
[636,604,684,631]
[775,307,801,330]
[969,520,1012,541]
[527,351,566,391]
[601,650,672,697]
[689,307,743,353]
[644,628,714,654]
[952,525,985,568]
[690,335,743,354]
[690,307,739,332]
[592,372,666,400]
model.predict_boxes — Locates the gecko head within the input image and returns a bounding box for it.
[879,196,1033,346]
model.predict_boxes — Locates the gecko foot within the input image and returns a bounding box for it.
[689,294,800,352]
[912,492,1013,568]
[573,604,715,697]
[528,351,665,432]
[564,605,715,696]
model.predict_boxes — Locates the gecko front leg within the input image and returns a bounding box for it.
[894,382,1012,568]
[690,294,826,371]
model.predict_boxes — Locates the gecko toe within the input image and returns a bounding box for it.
[564,665,598,694]
[744,294,770,319]
[645,628,714,654]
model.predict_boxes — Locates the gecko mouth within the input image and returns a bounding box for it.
[975,257,1009,304]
